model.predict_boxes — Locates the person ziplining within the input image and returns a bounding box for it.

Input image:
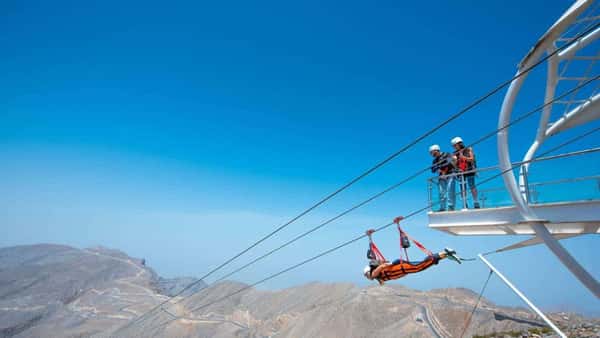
[363,216,462,285]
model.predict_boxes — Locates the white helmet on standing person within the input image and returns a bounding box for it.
[451,136,463,146]
[429,144,440,153]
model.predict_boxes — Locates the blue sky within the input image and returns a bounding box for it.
[1,0,599,316]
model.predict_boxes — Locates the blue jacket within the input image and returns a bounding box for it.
[431,152,455,175]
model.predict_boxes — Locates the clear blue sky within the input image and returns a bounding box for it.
[1,0,599,316]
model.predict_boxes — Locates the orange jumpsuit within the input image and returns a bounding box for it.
[376,254,440,282]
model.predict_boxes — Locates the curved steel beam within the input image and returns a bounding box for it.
[497,0,600,298]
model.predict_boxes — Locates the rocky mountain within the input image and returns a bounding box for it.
[0,244,597,338]
[0,244,204,338]
[126,282,598,338]
[156,276,204,297]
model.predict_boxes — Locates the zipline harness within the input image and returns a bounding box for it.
[367,216,477,264]
[366,216,433,264]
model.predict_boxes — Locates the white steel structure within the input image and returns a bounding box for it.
[498,0,599,298]
[478,254,567,338]
[429,0,600,298]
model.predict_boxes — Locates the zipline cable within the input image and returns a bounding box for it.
[145,125,599,334]
[191,125,600,312]
[135,74,600,332]
[207,75,599,285]
[459,270,494,338]
[137,76,600,335]
[116,22,599,334]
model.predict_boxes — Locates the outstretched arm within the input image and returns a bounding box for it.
[371,262,392,279]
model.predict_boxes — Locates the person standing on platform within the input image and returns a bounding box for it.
[429,144,457,211]
[452,136,480,209]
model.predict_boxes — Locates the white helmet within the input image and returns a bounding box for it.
[451,137,463,146]
[363,265,371,277]
[428,144,440,153]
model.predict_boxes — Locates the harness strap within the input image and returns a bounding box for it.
[394,216,433,258]
[365,216,435,270]
[397,226,409,263]
[366,229,386,262]
[370,242,386,262]
[409,235,433,257]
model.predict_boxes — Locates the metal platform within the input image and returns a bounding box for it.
[425,0,600,301]
[428,199,600,236]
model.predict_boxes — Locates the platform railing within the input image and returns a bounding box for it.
[427,148,600,211]
[528,174,600,204]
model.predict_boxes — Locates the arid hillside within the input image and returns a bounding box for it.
[0,244,597,338]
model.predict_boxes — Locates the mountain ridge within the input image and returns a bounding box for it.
[0,244,597,338]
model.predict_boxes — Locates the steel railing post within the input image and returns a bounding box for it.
[521,165,531,204]
[461,174,468,209]
[428,178,433,209]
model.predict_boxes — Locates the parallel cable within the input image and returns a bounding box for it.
[116,22,600,334]
[141,83,600,336]
[207,75,599,286]
[142,74,600,330]
[136,75,599,336]
[146,125,599,334]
